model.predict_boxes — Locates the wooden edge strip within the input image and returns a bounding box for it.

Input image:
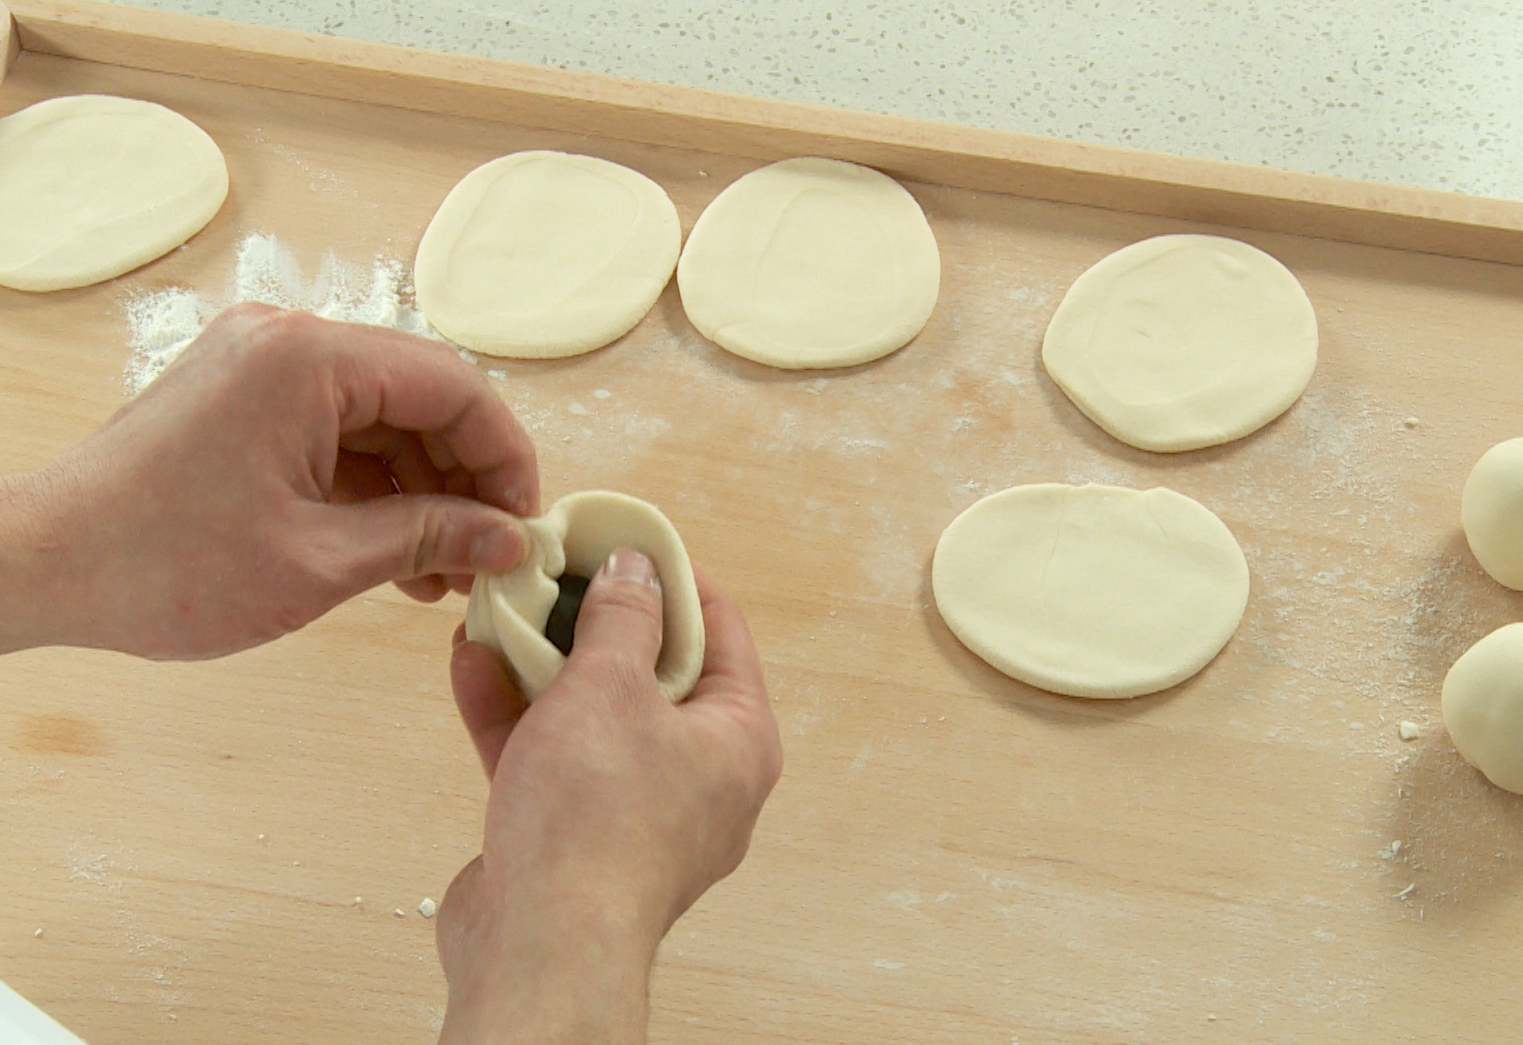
[12,0,1523,266]
[1,3,19,87]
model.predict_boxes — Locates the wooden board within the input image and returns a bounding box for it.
[3,3,1523,1043]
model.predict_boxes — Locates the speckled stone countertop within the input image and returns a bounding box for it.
[109,0,1522,202]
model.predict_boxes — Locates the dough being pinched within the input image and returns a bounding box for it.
[465,491,705,702]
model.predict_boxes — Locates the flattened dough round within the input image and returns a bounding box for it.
[0,95,228,292]
[676,157,940,369]
[1042,234,1318,453]
[1461,438,1523,590]
[932,483,1249,699]
[1443,623,1523,794]
[465,491,704,702]
[415,151,680,358]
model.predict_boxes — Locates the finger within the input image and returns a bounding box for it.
[341,425,446,496]
[422,430,460,473]
[683,564,783,797]
[565,549,666,675]
[451,640,529,777]
[685,563,768,710]
[318,495,528,596]
[313,321,540,515]
[396,575,450,602]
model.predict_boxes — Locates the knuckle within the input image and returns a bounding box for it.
[241,308,323,366]
[212,300,279,330]
[410,507,454,577]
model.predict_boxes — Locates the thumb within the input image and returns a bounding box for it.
[326,494,528,592]
[566,549,665,673]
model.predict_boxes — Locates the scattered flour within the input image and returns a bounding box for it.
[122,232,437,394]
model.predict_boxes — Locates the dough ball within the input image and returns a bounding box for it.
[0,95,228,292]
[465,491,704,702]
[1442,623,1523,794]
[932,483,1249,699]
[676,157,940,369]
[1042,234,1318,453]
[1461,438,1523,590]
[414,151,680,358]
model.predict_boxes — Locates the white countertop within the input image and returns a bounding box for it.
[106,1,1523,203]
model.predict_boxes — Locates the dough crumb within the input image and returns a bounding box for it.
[1399,721,1421,741]
[394,909,406,918]
[1394,883,1416,899]
[1378,840,1403,860]
[1403,417,1420,428]
[568,401,589,416]
[419,897,438,918]
[34,928,42,938]
[592,388,612,399]
[257,834,266,841]
[353,897,363,906]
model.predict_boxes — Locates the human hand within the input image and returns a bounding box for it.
[435,554,782,1045]
[0,304,537,658]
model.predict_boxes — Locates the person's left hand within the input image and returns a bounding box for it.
[0,304,539,658]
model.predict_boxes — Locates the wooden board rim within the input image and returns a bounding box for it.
[5,0,1523,268]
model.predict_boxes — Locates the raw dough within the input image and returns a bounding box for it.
[932,483,1249,699]
[1461,437,1523,590]
[465,491,704,702]
[0,95,228,292]
[1442,623,1523,794]
[414,151,680,357]
[1042,234,1318,453]
[676,157,940,369]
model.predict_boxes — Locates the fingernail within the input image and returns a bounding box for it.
[603,549,660,590]
[469,523,523,573]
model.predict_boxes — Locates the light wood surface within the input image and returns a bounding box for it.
[11,0,1523,266]
[3,9,1523,1045]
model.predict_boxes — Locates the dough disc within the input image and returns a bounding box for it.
[0,95,228,292]
[415,151,680,358]
[1442,623,1523,794]
[1461,438,1523,590]
[465,491,705,702]
[1042,234,1318,453]
[676,157,940,369]
[932,483,1249,699]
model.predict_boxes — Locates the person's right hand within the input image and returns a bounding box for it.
[435,553,782,1045]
